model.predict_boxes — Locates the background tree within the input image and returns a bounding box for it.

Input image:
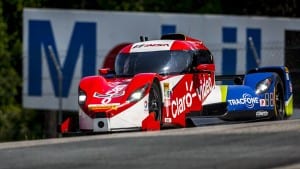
[220,0,299,17]
[0,0,44,141]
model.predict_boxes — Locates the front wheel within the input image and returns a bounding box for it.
[148,81,162,121]
[273,76,285,120]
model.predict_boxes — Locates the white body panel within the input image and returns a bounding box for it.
[79,94,149,131]
[203,85,223,105]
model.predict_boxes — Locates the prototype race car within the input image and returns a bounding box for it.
[62,34,293,133]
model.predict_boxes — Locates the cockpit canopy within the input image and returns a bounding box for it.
[115,49,213,76]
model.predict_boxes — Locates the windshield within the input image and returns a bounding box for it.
[115,50,193,76]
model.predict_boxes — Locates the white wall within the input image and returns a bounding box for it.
[23,8,300,110]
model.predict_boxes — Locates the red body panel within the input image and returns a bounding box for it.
[79,73,159,118]
[76,34,216,132]
[160,73,214,127]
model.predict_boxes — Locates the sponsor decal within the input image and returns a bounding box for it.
[144,101,148,110]
[256,110,269,117]
[93,85,126,104]
[265,93,270,106]
[260,93,274,107]
[171,81,197,118]
[270,93,274,106]
[260,99,266,107]
[163,82,171,118]
[228,93,259,108]
[132,43,169,48]
[170,77,213,119]
[163,83,171,117]
[164,118,172,123]
[286,72,289,80]
[88,103,120,111]
[196,77,213,101]
[163,82,171,99]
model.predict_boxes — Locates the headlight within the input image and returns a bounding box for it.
[127,84,149,103]
[78,90,87,105]
[255,78,272,95]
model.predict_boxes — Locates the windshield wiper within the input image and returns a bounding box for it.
[116,74,134,78]
[159,72,180,76]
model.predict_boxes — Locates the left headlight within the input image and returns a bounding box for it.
[127,84,149,103]
[255,78,272,95]
[78,90,87,105]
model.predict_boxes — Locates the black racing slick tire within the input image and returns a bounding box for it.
[273,75,286,120]
[148,81,162,121]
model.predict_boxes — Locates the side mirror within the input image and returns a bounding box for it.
[234,76,243,85]
[196,64,215,72]
[98,68,110,75]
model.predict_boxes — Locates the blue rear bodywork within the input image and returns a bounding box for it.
[222,66,293,120]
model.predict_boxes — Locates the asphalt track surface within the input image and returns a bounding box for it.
[0,110,300,169]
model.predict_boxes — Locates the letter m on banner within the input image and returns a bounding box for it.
[28,20,96,97]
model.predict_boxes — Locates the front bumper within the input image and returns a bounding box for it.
[79,108,111,132]
[78,97,149,132]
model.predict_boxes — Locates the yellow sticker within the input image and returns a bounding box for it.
[163,83,170,98]
[88,104,119,111]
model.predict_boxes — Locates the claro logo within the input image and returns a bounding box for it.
[171,82,196,118]
[171,77,213,118]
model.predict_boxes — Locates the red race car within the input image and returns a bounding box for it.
[72,34,216,132]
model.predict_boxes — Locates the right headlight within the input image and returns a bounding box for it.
[127,84,149,103]
[78,90,87,105]
[255,78,272,95]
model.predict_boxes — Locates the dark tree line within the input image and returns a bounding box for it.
[26,0,300,17]
[0,0,298,141]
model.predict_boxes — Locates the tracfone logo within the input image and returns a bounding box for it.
[228,93,259,108]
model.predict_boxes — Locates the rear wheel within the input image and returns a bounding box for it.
[273,76,285,120]
[148,81,162,121]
